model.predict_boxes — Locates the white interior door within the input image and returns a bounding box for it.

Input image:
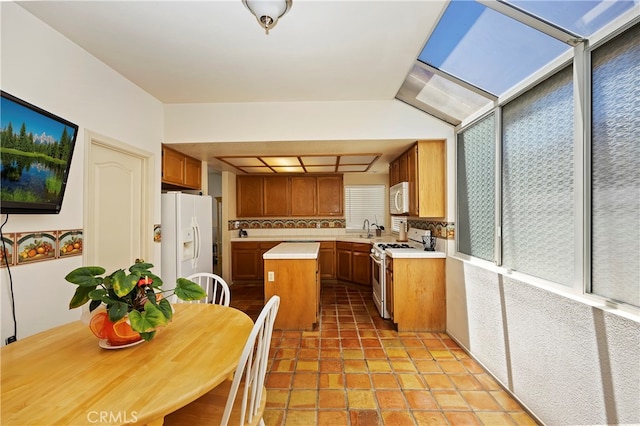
[85,132,153,273]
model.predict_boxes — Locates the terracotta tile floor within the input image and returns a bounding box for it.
[230,281,538,426]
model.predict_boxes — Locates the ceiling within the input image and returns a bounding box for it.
[17,0,449,175]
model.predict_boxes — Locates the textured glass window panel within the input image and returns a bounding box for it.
[502,65,574,285]
[419,0,569,96]
[507,0,638,37]
[457,114,496,261]
[591,23,640,307]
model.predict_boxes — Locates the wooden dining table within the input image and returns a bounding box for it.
[1,303,254,425]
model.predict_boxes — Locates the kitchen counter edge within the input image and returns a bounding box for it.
[231,235,396,244]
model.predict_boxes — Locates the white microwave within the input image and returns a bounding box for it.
[389,182,409,214]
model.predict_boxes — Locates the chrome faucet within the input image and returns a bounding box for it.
[363,219,372,238]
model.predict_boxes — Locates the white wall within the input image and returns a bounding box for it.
[1,3,163,343]
[164,99,453,143]
[446,259,640,425]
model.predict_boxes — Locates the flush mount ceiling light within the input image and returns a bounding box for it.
[242,0,292,35]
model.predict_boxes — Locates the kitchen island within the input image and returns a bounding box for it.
[263,242,321,330]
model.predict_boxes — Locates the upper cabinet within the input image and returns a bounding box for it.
[237,174,343,218]
[237,175,264,217]
[389,140,446,218]
[290,176,317,216]
[316,176,343,216]
[162,145,202,190]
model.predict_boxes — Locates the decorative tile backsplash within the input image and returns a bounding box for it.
[407,219,455,239]
[228,218,455,239]
[228,218,346,230]
[1,229,84,268]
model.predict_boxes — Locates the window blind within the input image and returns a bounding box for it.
[344,185,385,231]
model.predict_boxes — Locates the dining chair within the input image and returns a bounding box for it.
[164,295,281,426]
[182,272,231,307]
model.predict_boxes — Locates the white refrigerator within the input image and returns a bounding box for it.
[161,192,213,299]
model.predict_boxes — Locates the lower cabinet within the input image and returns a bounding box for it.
[231,241,278,281]
[336,241,371,286]
[264,256,319,330]
[386,256,445,331]
[319,241,336,279]
[352,243,372,286]
[232,240,368,285]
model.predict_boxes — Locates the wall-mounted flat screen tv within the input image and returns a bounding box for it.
[1,91,78,214]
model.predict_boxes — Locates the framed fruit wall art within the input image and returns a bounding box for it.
[16,232,56,265]
[59,230,83,257]
[1,234,15,267]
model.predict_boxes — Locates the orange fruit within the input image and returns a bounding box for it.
[89,312,109,339]
[28,249,37,257]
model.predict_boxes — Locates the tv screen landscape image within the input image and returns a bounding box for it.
[1,91,78,214]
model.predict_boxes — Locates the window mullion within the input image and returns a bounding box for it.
[574,41,588,296]
[495,107,503,266]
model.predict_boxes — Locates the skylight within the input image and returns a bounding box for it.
[395,0,638,126]
[506,0,638,36]
[418,0,569,96]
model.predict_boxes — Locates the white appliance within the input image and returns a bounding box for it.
[389,182,409,214]
[370,227,435,319]
[161,192,213,299]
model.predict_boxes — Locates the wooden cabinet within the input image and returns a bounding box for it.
[389,140,446,218]
[290,176,317,216]
[236,174,343,218]
[319,241,336,279]
[236,176,264,217]
[264,176,290,216]
[231,242,261,281]
[385,256,445,331]
[336,241,371,286]
[264,255,320,330]
[162,145,202,190]
[317,176,343,216]
[352,243,372,286]
[336,242,352,281]
[231,241,278,281]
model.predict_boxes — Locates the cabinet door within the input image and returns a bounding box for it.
[319,241,336,279]
[336,243,352,281]
[162,146,185,186]
[183,156,202,189]
[417,140,446,218]
[231,242,261,280]
[398,152,408,183]
[237,176,264,217]
[317,176,343,216]
[290,176,317,216]
[352,251,371,286]
[406,145,419,216]
[264,176,290,216]
[390,160,400,186]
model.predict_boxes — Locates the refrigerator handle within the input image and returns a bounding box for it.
[193,222,200,267]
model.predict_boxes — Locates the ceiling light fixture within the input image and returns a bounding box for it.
[242,0,292,35]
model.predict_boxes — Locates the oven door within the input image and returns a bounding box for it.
[370,253,389,319]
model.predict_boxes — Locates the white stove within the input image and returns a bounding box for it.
[370,228,439,319]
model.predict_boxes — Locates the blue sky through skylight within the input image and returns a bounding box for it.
[419,0,570,95]
[507,0,638,36]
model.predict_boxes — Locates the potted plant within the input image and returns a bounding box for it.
[65,259,207,346]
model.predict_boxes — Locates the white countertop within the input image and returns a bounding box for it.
[232,234,397,244]
[263,242,321,259]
